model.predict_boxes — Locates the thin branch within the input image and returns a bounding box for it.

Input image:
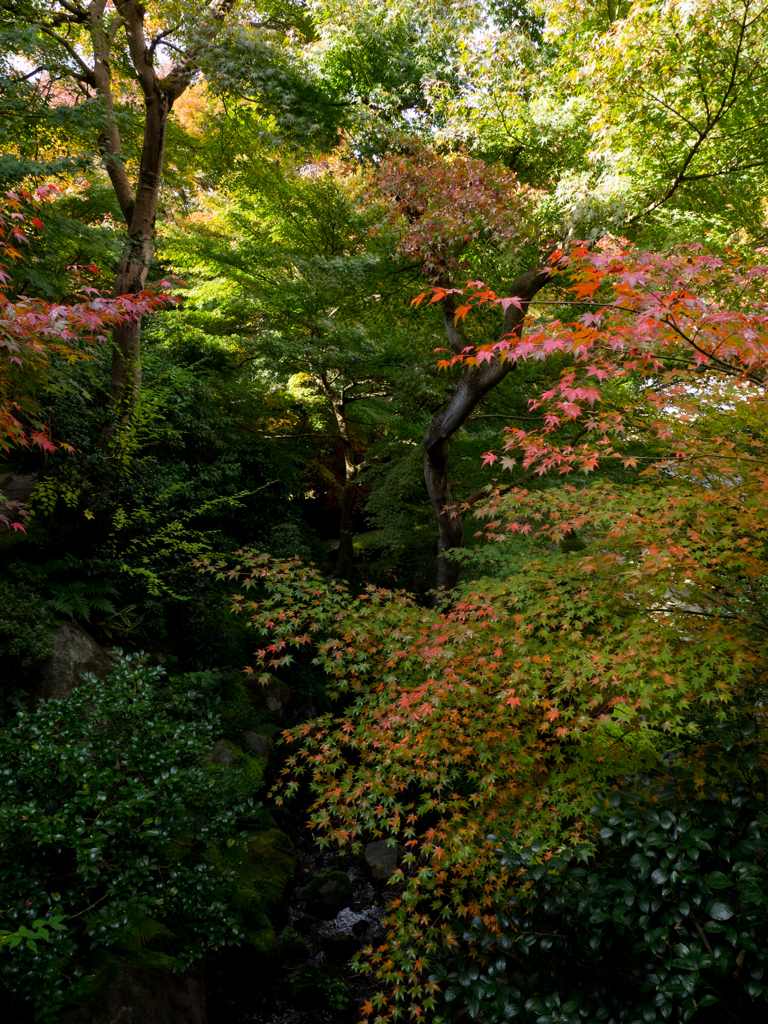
[17,66,45,81]
[39,26,96,85]
[467,414,545,423]
[66,891,108,921]
[59,1,88,18]
[345,391,393,403]
[689,911,715,956]
[148,26,179,61]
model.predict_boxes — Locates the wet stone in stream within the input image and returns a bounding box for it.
[231,823,399,1024]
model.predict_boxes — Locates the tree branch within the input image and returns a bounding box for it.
[38,26,96,85]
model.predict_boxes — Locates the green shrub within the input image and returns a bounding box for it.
[0,655,293,1021]
[0,570,52,699]
[435,719,768,1024]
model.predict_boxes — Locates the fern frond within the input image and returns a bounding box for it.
[113,916,175,951]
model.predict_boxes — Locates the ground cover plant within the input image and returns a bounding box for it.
[437,717,768,1023]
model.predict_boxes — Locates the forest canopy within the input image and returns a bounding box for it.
[2,2,768,1023]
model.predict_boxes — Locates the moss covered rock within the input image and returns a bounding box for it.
[207,827,297,953]
[280,926,310,960]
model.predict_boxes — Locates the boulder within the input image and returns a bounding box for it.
[30,620,113,707]
[259,679,291,712]
[59,965,206,1024]
[364,840,398,881]
[209,739,237,765]
[304,870,352,919]
[242,731,271,756]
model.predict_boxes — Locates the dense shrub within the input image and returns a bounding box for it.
[436,719,768,1024]
[0,569,52,703]
[0,655,294,1021]
[5,342,294,664]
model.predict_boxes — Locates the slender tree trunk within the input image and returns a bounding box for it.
[101,1,229,416]
[40,2,237,420]
[424,268,551,595]
[330,398,359,580]
[336,480,357,580]
[108,92,171,414]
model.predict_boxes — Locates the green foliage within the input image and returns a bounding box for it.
[289,967,351,1013]
[437,717,768,1023]
[0,915,66,953]
[0,569,52,699]
[0,655,292,1020]
[12,341,294,663]
[21,558,119,623]
[280,925,310,959]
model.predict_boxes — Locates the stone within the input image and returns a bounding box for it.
[364,840,398,881]
[209,739,237,765]
[246,677,292,713]
[242,731,271,756]
[304,870,352,919]
[59,965,206,1024]
[30,620,113,707]
[280,926,310,959]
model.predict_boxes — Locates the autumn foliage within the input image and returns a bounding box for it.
[0,191,173,456]
[374,145,538,283]
[424,244,768,478]
[207,241,768,1021]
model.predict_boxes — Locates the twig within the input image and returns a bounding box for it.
[67,892,108,921]
[689,910,715,956]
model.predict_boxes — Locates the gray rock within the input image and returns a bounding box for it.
[253,678,292,713]
[59,965,206,1024]
[364,839,399,880]
[209,739,237,765]
[30,620,113,707]
[364,840,398,881]
[304,870,352,919]
[242,731,271,756]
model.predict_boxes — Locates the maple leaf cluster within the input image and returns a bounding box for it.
[433,244,768,479]
[373,143,539,284]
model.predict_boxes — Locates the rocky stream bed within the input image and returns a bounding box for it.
[212,814,402,1024]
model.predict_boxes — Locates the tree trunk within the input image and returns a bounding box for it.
[424,267,551,595]
[335,481,357,580]
[42,1,234,419]
[330,398,359,580]
[108,89,172,415]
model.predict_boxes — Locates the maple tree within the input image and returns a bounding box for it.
[374,143,551,592]
[429,243,768,481]
[0,189,170,527]
[203,241,768,1022]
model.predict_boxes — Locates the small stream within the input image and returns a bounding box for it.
[228,810,402,1024]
